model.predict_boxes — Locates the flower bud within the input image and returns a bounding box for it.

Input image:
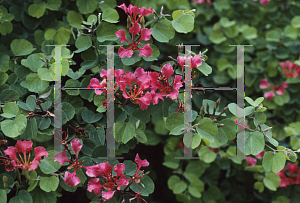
[23,170,31,181]
[263,127,272,132]
[178,43,183,54]
[15,181,20,188]
[200,105,204,118]
[127,16,132,28]
[215,98,220,109]
[140,16,145,29]
[3,176,9,188]
[206,103,210,114]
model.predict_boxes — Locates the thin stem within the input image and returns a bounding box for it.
[236,123,255,132]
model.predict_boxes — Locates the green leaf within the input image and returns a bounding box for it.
[148,97,173,117]
[1,102,19,118]
[291,16,300,28]
[216,118,236,141]
[40,176,59,192]
[173,181,187,194]
[245,131,265,155]
[0,55,9,72]
[172,14,194,33]
[21,73,49,93]
[136,129,147,143]
[184,161,206,178]
[9,190,32,203]
[254,112,267,126]
[90,127,105,145]
[67,68,85,79]
[284,25,298,40]
[96,22,118,42]
[37,66,54,81]
[30,188,58,203]
[10,39,36,56]
[130,176,154,196]
[65,79,81,95]
[263,172,281,191]
[82,110,103,123]
[254,97,264,106]
[209,31,227,44]
[198,146,217,163]
[262,151,286,173]
[188,179,204,198]
[168,175,181,190]
[266,30,281,42]
[20,117,38,140]
[102,8,119,23]
[183,132,201,149]
[165,112,184,131]
[83,14,97,25]
[27,171,38,192]
[91,145,107,158]
[0,21,13,35]
[24,53,46,72]
[115,121,135,144]
[1,114,27,138]
[28,3,45,18]
[242,27,257,40]
[151,19,175,43]
[45,0,62,11]
[38,151,62,174]
[220,17,236,28]
[44,27,71,44]
[67,10,83,28]
[0,189,7,203]
[74,35,92,53]
[196,62,212,76]
[81,138,96,156]
[196,117,218,138]
[98,0,116,11]
[57,102,75,126]
[132,108,150,124]
[76,0,97,14]
[254,181,264,193]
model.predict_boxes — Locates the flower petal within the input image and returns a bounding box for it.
[166,89,179,100]
[15,140,33,155]
[87,178,102,195]
[117,3,128,13]
[191,55,202,68]
[71,139,82,155]
[28,160,38,171]
[135,153,149,168]
[275,87,284,95]
[264,91,275,100]
[140,7,153,16]
[118,47,134,58]
[259,79,269,89]
[173,75,183,90]
[138,44,152,58]
[177,56,185,69]
[54,151,69,165]
[102,190,115,200]
[33,146,49,164]
[64,171,81,187]
[115,30,127,43]
[113,163,125,177]
[150,90,164,105]
[129,23,140,35]
[4,147,18,160]
[161,63,174,78]
[140,28,152,41]
[137,92,152,110]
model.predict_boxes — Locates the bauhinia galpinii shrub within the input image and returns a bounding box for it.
[1,0,300,202]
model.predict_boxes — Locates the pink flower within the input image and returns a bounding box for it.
[246,156,257,166]
[280,61,300,79]
[116,4,153,58]
[193,0,213,6]
[276,163,300,187]
[252,0,270,5]
[53,138,86,187]
[135,153,149,169]
[256,150,265,159]
[259,79,288,100]
[64,171,81,187]
[4,140,48,171]
[86,161,129,200]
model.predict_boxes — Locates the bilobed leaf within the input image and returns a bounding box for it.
[9,190,32,203]
[183,132,201,149]
[1,114,27,138]
[38,151,61,174]
[30,188,58,203]
[245,131,265,155]
[102,8,119,23]
[74,35,92,53]
[0,55,9,72]
[67,10,83,28]
[82,110,103,123]
[198,146,217,163]
[21,73,49,93]
[209,31,227,44]
[262,151,286,173]
[19,117,38,140]
[263,172,281,191]
[196,62,212,76]
[165,112,184,131]
[40,176,59,192]
[10,39,36,56]
[1,102,19,118]
[130,176,154,196]
[114,121,135,144]
[76,0,98,14]
[151,19,175,42]
[96,22,119,42]
[28,3,45,18]
[172,14,194,33]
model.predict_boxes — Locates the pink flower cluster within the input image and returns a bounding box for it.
[279,61,300,79]
[86,153,149,200]
[88,64,183,110]
[3,140,48,171]
[276,163,300,187]
[252,0,270,6]
[115,4,153,58]
[193,0,213,6]
[259,79,288,100]
[177,55,202,75]
[245,150,265,166]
